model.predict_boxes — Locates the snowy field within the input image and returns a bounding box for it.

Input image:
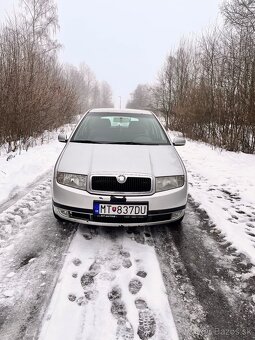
[0,126,73,206]
[172,134,255,264]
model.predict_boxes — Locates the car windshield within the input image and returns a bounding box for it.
[71,112,170,145]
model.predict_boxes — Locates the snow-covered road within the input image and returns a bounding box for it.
[0,174,74,340]
[0,173,254,339]
[1,134,255,339]
[39,227,178,340]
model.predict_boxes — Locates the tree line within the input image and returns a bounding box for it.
[0,0,113,152]
[127,0,255,154]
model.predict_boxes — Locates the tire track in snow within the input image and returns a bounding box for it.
[0,169,52,214]
[183,161,255,262]
[151,201,255,340]
[0,179,75,340]
[38,226,179,340]
[0,176,52,248]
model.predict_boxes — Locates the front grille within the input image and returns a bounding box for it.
[91,176,151,193]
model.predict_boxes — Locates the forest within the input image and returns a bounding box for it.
[127,0,255,153]
[0,0,113,152]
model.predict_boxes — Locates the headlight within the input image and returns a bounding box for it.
[56,172,87,191]
[156,175,184,192]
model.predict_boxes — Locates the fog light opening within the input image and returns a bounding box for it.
[171,210,184,220]
[57,208,69,217]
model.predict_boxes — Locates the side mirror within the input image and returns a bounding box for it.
[173,137,186,146]
[58,133,68,143]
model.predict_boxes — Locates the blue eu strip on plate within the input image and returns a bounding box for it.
[94,202,100,215]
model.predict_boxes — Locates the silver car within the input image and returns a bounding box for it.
[52,108,187,227]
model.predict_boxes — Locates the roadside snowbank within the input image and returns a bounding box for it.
[0,127,72,206]
[172,134,255,263]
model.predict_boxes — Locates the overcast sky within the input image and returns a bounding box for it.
[0,0,223,107]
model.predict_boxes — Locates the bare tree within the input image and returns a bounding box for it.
[130,16,255,153]
[222,0,255,31]
[126,84,153,110]
[0,1,114,152]
[100,81,114,108]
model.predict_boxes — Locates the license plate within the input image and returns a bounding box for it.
[93,202,147,216]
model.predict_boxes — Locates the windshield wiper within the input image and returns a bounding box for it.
[107,141,144,145]
[72,140,161,145]
[71,140,104,144]
[107,142,160,145]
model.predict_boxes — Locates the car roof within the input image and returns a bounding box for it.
[89,108,153,115]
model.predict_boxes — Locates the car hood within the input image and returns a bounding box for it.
[58,143,184,177]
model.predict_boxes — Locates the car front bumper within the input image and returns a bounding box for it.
[52,180,187,227]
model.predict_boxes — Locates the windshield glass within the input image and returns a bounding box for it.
[71,112,170,145]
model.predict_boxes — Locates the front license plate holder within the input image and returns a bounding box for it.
[93,201,148,217]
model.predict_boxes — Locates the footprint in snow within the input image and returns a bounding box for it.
[68,294,76,302]
[134,233,145,245]
[135,298,148,310]
[84,289,98,301]
[135,298,156,340]
[110,262,121,271]
[136,271,147,278]
[83,233,92,240]
[116,318,134,340]
[72,258,82,266]
[122,259,132,268]
[108,286,122,301]
[129,278,142,295]
[99,272,116,281]
[236,210,245,215]
[76,296,87,306]
[89,261,101,274]
[80,272,95,288]
[120,249,130,258]
[108,286,134,340]
[80,259,102,289]
[111,299,127,319]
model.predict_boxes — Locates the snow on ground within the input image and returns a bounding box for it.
[171,134,255,263]
[0,184,74,340]
[0,177,51,247]
[0,125,73,206]
[38,227,178,340]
